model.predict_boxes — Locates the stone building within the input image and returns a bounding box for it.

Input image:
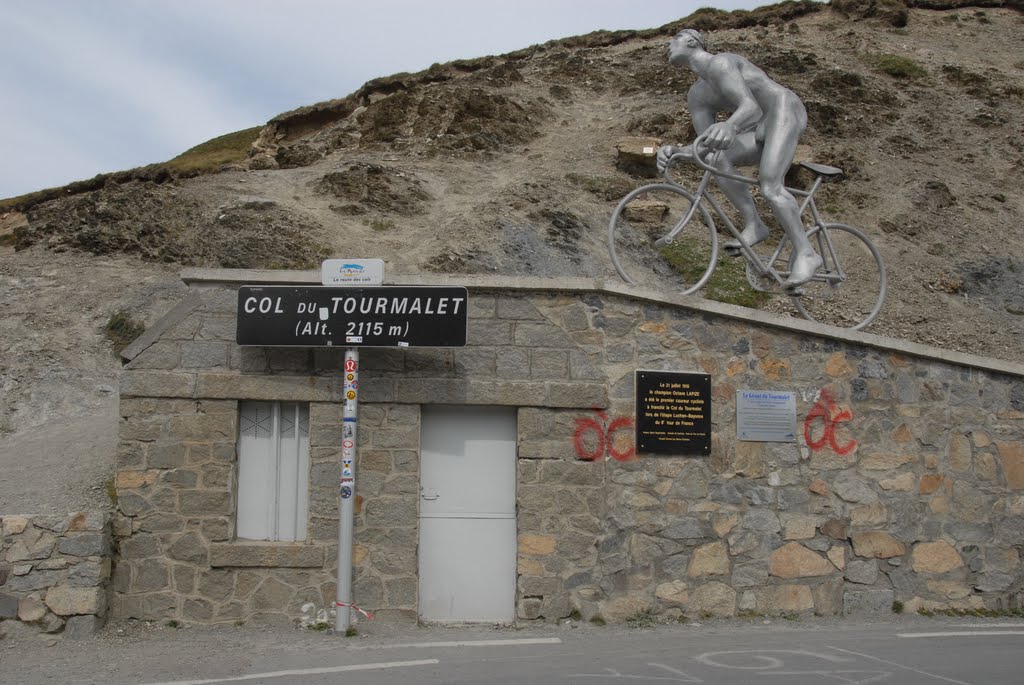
[108,268,1024,625]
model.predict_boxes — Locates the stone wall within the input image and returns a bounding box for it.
[112,275,1024,624]
[0,512,111,639]
[517,293,1024,621]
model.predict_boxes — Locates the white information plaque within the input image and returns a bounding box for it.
[736,390,797,442]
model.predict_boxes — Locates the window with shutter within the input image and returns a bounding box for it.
[237,402,310,541]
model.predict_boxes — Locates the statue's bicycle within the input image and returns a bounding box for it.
[608,142,886,331]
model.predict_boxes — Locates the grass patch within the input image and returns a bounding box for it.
[589,615,606,626]
[345,627,358,637]
[892,600,904,614]
[309,621,332,632]
[659,241,771,309]
[105,477,118,506]
[918,607,1024,618]
[863,54,927,80]
[164,126,262,174]
[737,610,766,621]
[699,611,714,620]
[103,310,146,351]
[165,620,181,628]
[626,609,657,629]
[368,218,396,232]
[781,612,801,622]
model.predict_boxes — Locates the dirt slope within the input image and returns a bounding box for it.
[1,2,1023,510]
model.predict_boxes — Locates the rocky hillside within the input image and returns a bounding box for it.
[1,2,1022,509]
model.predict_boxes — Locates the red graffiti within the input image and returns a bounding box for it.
[574,409,636,462]
[803,388,857,456]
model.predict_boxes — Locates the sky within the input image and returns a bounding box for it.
[0,0,766,200]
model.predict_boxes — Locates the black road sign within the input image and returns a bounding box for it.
[635,371,711,455]
[237,286,468,347]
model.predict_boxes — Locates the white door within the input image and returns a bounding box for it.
[418,406,517,623]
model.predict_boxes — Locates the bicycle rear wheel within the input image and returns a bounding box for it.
[792,222,886,331]
[608,183,718,295]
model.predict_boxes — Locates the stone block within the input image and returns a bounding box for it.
[45,586,105,617]
[742,509,781,533]
[134,558,171,592]
[518,597,542,620]
[832,475,877,504]
[770,543,834,579]
[58,533,109,558]
[756,584,814,614]
[688,581,736,617]
[547,382,608,409]
[519,534,557,556]
[67,559,111,587]
[859,453,917,470]
[209,544,325,568]
[167,532,208,564]
[781,514,819,540]
[120,371,196,398]
[615,137,661,177]
[688,541,729,577]
[845,559,879,585]
[996,442,1024,490]
[2,515,29,535]
[655,580,689,606]
[843,589,893,614]
[912,541,963,574]
[18,597,47,622]
[178,491,233,516]
[0,593,18,618]
[497,297,543,321]
[851,531,906,559]
[64,614,104,639]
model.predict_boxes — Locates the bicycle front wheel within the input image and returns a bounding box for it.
[608,183,718,295]
[792,222,886,331]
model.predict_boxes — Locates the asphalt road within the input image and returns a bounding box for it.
[2,616,1022,685]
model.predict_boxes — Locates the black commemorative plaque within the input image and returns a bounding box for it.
[236,286,468,347]
[635,371,711,455]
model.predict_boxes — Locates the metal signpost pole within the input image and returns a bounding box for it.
[335,348,358,632]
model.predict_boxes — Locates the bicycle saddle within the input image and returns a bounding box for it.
[799,161,844,178]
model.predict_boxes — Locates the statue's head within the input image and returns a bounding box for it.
[667,28,706,65]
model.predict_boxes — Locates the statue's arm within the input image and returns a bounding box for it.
[687,82,717,135]
[705,57,762,134]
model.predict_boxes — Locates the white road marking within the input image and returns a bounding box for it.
[349,636,563,650]
[696,649,848,669]
[950,623,1024,628]
[898,631,1024,638]
[828,647,973,685]
[136,658,439,685]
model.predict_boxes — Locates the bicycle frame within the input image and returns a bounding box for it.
[658,150,845,291]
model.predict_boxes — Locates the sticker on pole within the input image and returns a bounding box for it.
[341,486,353,499]
[345,359,357,373]
[346,390,356,401]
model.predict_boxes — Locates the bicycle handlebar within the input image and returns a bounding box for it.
[663,133,758,185]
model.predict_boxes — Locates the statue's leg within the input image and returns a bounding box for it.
[758,101,821,288]
[713,134,771,253]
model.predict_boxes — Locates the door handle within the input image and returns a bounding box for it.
[420,487,440,501]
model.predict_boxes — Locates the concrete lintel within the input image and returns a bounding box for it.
[177,268,1024,379]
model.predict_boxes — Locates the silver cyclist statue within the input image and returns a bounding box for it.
[655,28,822,290]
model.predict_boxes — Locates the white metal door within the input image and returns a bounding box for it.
[418,406,517,623]
[237,402,310,541]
